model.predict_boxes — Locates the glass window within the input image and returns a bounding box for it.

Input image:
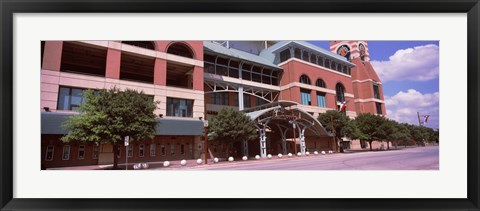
[294,48,301,59]
[325,59,331,69]
[212,92,229,105]
[57,87,87,111]
[302,51,309,62]
[62,145,70,160]
[139,144,145,157]
[299,75,311,85]
[310,54,317,64]
[318,57,324,67]
[161,145,166,156]
[316,79,326,88]
[373,84,381,99]
[189,144,193,155]
[166,98,194,117]
[376,102,383,115]
[45,145,54,161]
[180,144,185,155]
[170,144,175,156]
[92,145,99,159]
[243,93,251,108]
[279,49,291,62]
[331,62,337,71]
[78,145,85,159]
[317,92,326,108]
[127,145,133,157]
[336,83,345,102]
[150,144,156,157]
[255,97,268,106]
[300,89,311,105]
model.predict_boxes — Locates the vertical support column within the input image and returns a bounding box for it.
[243,140,248,157]
[299,129,306,155]
[238,86,244,111]
[105,48,121,79]
[154,58,167,86]
[42,41,63,71]
[192,66,204,91]
[276,124,288,155]
[259,129,267,158]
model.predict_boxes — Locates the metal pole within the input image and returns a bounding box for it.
[126,146,128,171]
[330,116,337,152]
[204,126,208,164]
[417,112,422,126]
[292,123,297,154]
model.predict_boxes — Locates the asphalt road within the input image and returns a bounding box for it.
[188,146,439,170]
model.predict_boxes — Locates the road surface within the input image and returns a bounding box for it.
[185,146,439,170]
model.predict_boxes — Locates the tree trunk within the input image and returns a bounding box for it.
[369,141,373,151]
[112,142,119,169]
[387,141,390,150]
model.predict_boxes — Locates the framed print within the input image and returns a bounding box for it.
[1,0,479,210]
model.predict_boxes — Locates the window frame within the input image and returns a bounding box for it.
[45,145,54,161]
[62,145,71,160]
[78,145,85,160]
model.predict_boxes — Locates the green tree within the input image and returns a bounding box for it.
[378,119,398,150]
[61,87,158,169]
[406,124,430,146]
[354,113,386,151]
[317,110,351,152]
[209,108,258,157]
[392,123,412,148]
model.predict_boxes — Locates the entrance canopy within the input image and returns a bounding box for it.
[243,100,331,138]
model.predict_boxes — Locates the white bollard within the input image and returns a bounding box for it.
[213,157,219,163]
[163,161,170,167]
[141,162,149,169]
[297,152,302,156]
[255,155,260,160]
[180,160,187,166]
[228,157,234,162]
[329,150,333,154]
[306,152,310,156]
[314,151,319,155]
[267,154,272,159]
[278,153,283,158]
[321,151,326,155]
[133,163,140,170]
[288,153,293,157]
[242,156,248,161]
[196,159,203,164]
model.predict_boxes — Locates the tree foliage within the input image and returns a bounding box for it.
[61,87,158,169]
[209,108,258,144]
[353,113,387,151]
[317,110,351,140]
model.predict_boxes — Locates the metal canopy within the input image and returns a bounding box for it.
[244,101,331,137]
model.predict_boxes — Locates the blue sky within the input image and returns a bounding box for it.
[309,41,440,129]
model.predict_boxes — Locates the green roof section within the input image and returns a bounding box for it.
[41,112,203,136]
[203,41,280,69]
[259,41,355,67]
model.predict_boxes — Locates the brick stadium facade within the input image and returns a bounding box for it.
[41,40,387,169]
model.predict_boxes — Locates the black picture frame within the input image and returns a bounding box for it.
[1,0,479,210]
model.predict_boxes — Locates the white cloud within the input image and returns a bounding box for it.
[385,89,439,129]
[371,44,439,82]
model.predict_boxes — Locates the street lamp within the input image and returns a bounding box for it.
[124,136,129,170]
[289,120,297,155]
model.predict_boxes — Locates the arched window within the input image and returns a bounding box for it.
[299,74,311,85]
[316,79,326,88]
[121,41,155,50]
[336,83,345,102]
[337,45,351,61]
[167,42,194,58]
[359,43,366,61]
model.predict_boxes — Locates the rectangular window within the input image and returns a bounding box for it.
[300,89,311,105]
[180,144,185,155]
[170,144,175,156]
[127,145,133,157]
[161,145,166,156]
[150,144,156,157]
[166,97,194,117]
[256,97,268,106]
[92,145,99,159]
[78,145,85,159]
[62,145,70,160]
[57,86,87,111]
[139,144,145,157]
[373,84,381,99]
[243,94,251,108]
[376,102,383,115]
[317,92,326,108]
[189,144,193,155]
[45,145,54,161]
[212,92,229,105]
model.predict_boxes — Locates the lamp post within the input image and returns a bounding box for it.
[203,119,209,164]
[124,136,129,171]
[291,121,297,155]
